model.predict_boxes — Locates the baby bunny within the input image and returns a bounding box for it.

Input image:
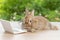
[22,9,58,32]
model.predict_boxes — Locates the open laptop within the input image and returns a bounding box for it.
[1,20,27,34]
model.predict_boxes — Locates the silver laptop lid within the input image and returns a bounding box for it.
[1,20,13,33]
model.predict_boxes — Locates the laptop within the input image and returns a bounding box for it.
[1,20,27,34]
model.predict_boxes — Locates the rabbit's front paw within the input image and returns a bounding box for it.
[31,29,36,32]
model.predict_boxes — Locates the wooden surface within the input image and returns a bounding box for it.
[0,22,60,40]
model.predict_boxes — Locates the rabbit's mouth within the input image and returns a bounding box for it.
[25,22,28,24]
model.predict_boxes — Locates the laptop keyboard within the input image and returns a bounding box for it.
[13,28,27,32]
[14,29,20,32]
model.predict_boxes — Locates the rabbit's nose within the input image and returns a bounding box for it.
[25,22,28,24]
[24,27,27,29]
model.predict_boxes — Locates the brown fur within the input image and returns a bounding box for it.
[22,9,58,32]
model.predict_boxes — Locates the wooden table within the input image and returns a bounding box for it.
[0,22,60,40]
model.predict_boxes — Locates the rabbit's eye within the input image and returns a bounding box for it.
[30,20,31,22]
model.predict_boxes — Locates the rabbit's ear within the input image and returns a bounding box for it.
[31,10,34,16]
[25,8,29,15]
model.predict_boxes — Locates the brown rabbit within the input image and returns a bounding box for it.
[22,9,58,32]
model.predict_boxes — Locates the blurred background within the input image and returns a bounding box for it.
[0,0,60,21]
